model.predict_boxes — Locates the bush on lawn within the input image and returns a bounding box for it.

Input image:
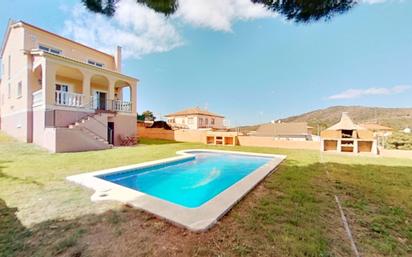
[386,132,412,150]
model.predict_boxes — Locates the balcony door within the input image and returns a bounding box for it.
[55,84,70,105]
[93,90,107,110]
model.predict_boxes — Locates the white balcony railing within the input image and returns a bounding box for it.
[90,96,132,112]
[55,90,84,107]
[32,90,43,107]
[112,100,132,112]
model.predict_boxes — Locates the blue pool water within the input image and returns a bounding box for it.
[98,152,273,208]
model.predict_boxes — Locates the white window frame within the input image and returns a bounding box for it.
[7,83,11,98]
[87,59,104,68]
[55,83,70,92]
[16,81,22,98]
[211,118,215,125]
[39,44,62,55]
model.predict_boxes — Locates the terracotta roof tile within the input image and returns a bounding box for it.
[165,107,224,118]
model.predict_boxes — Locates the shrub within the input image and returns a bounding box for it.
[386,132,412,150]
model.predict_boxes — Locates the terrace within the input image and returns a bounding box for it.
[30,50,136,113]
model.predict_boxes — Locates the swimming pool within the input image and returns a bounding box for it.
[67,149,286,231]
[98,152,272,208]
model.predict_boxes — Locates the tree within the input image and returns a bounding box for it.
[81,0,117,16]
[252,0,356,23]
[81,0,356,22]
[136,0,178,16]
[386,132,412,150]
[137,110,156,121]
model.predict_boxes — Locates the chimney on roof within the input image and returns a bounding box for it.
[115,46,122,72]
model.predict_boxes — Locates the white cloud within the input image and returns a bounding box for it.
[328,85,411,99]
[359,0,405,4]
[62,0,183,59]
[360,0,388,4]
[62,0,275,58]
[62,0,397,59]
[175,0,274,32]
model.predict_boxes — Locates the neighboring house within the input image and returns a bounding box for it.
[402,127,411,134]
[359,123,393,137]
[320,112,378,154]
[253,122,313,141]
[0,20,138,152]
[165,107,225,130]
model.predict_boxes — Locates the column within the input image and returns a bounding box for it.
[354,139,359,153]
[372,140,378,155]
[337,139,342,152]
[43,61,56,107]
[108,78,116,100]
[130,81,137,113]
[82,71,91,107]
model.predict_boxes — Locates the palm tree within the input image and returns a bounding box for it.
[81,0,356,23]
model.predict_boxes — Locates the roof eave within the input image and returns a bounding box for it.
[165,113,224,118]
[0,19,16,58]
[30,50,139,82]
[20,20,115,59]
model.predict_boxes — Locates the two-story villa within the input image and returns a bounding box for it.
[0,20,138,152]
[165,107,226,130]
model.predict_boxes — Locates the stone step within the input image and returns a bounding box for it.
[66,112,112,149]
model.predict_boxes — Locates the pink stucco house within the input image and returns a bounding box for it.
[165,107,226,130]
[0,20,138,152]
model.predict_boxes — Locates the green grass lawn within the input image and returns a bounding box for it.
[0,132,411,257]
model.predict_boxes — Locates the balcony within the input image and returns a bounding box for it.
[90,96,132,113]
[112,100,132,112]
[54,92,132,112]
[55,90,84,107]
[32,90,43,107]
[32,89,132,113]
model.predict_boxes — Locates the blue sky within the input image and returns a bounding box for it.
[1,0,411,126]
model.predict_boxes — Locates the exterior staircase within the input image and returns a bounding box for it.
[67,112,113,149]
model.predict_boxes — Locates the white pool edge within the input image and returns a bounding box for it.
[66,149,286,232]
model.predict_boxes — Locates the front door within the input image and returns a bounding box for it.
[107,122,114,145]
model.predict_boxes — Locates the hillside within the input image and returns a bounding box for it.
[235,106,412,133]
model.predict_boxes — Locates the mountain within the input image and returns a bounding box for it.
[234,106,412,133]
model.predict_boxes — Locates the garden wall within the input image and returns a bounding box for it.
[174,130,207,143]
[379,149,412,159]
[137,124,320,150]
[137,127,175,140]
[137,125,207,143]
[237,136,320,150]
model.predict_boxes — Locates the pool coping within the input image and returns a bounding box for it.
[66,149,286,232]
